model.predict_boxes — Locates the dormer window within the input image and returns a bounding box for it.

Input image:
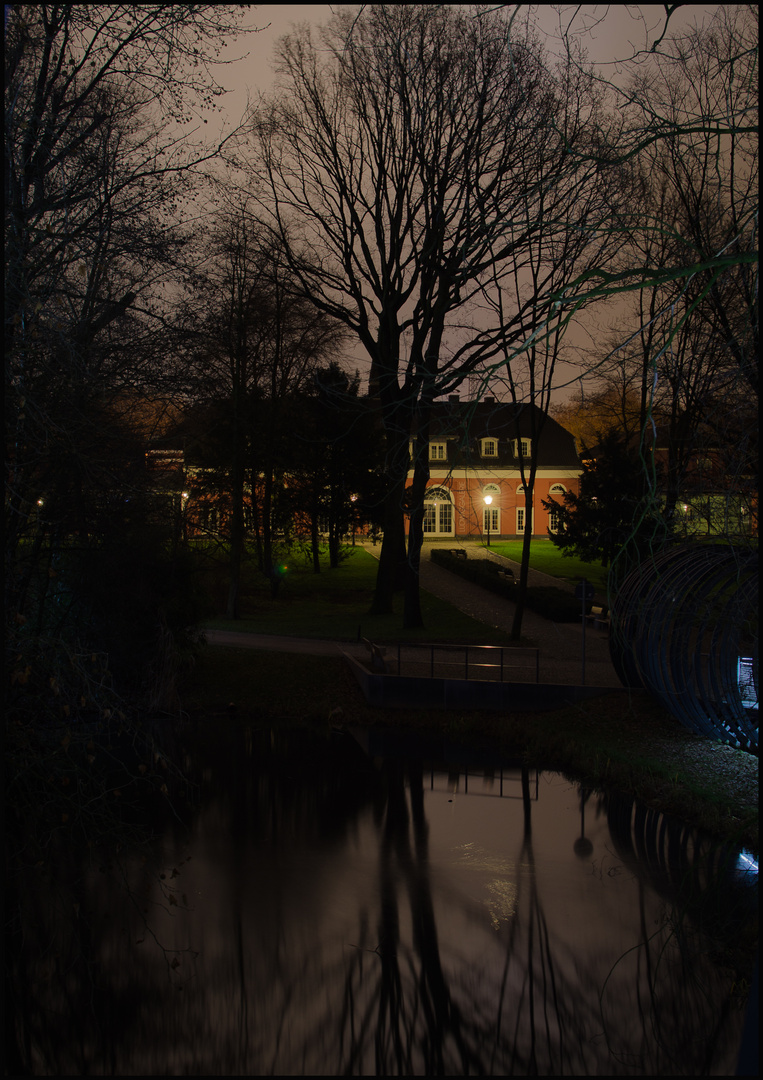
[429,442,447,461]
[512,438,531,459]
[481,438,498,457]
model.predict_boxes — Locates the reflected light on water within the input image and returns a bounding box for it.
[6,722,757,1076]
[737,849,759,875]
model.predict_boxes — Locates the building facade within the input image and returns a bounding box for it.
[405,397,582,540]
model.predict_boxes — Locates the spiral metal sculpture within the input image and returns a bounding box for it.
[609,544,759,753]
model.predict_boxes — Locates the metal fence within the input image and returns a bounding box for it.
[394,642,540,683]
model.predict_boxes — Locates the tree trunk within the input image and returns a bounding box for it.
[511,488,534,641]
[404,506,425,629]
[328,476,342,568]
[249,470,264,572]
[261,462,276,573]
[225,448,245,620]
[403,429,431,629]
[310,507,321,573]
[369,490,407,615]
[369,394,411,614]
[328,518,340,568]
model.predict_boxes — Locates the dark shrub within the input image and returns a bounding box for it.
[429,548,582,622]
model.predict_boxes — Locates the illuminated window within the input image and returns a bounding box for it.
[484,506,499,532]
[429,442,447,461]
[423,487,454,535]
[481,438,497,457]
[512,439,531,459]
[548,484,566,533]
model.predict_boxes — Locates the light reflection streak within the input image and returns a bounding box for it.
[6,726,755,1075]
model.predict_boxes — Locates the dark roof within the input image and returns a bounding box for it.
[426,400,580,468]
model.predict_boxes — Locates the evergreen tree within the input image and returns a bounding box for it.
[543,432,667,569]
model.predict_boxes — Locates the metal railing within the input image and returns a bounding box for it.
[395,642,540,683]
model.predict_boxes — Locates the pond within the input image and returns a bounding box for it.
[6,718,757,1075]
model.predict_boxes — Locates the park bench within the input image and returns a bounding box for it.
[448,548,468,559]
[586,605,610,631]
[497,569,515,583]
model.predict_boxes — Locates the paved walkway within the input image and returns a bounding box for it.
[205,542,621,689]
[398,542,617,687]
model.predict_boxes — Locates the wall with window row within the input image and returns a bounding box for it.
[409,474,579,539]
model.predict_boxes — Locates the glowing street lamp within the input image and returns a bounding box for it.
[350,493,358,546]
[484,494,493,547]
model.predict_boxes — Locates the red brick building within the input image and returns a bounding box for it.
[406,397,582,540]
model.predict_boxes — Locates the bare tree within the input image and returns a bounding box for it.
[556,6,758,549]
[180,209,347,615]
[552,6,757,392]
[245,5,609,626]
[5,4,254,694]
[460,43,621,638]
[550,384,644,452]
[551,7,756,296]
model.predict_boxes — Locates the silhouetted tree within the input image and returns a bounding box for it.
[5,4,254,699]
[543,431,665,568]
[289,364,385,570]
[248,5,610,626]
[180,209,346,614]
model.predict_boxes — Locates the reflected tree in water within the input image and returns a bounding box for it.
[339,758,485,1074]
[597,791,757,1074]
[6,726,753,1075]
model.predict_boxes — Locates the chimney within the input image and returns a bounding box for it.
[448,394,460,404]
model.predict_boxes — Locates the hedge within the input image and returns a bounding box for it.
[429,548,583,622]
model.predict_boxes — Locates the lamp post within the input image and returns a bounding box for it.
[180,491,189,543]
[484,494,493,547]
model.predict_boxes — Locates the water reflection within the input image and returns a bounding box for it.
[6,720,756,1075]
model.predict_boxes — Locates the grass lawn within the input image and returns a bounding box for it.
[484,539,609,591]
[201,539,609,644]
[202,545,508,644]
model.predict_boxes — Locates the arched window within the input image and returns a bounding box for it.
[548,484,567,533]
[423,486,454,536]
[515,485,532,533]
